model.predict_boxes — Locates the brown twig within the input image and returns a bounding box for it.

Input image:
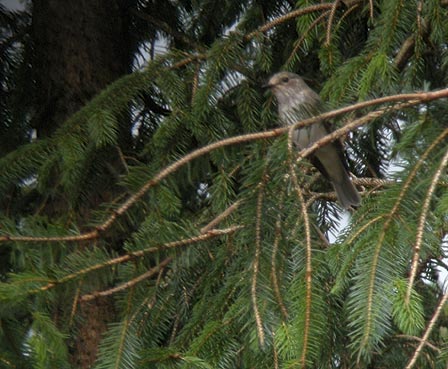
[200,200,242,234]
[245,3,337,41]
[405,291,448,369]
[287,125,313,368]
[395,334,440,353]
[270,191,289,319]
[252,172,268,346]
[325,0,341,46]
[80,257,172,302]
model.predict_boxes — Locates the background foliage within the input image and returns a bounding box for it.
[1,1,448,368]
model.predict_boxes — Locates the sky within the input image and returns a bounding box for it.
[2,0,25,10]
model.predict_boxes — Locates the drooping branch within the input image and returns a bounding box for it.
[80,257,173,302]
[405,290,448,369]
[287,124,312,368]
[406,147,448,303]
[245,3,337,41]
[36,226,242,294]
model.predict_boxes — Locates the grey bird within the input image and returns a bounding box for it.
[264,71,361,209]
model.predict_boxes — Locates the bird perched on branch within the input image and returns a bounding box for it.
[264,71,361,209]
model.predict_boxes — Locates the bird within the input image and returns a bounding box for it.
[264,71,361,209]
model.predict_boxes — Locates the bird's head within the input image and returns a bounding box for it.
[263,72,319,107]
[263,72,303,91]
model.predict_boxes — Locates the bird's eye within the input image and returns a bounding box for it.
[281,77,289,83]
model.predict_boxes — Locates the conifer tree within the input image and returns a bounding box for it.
[1,1,448,368]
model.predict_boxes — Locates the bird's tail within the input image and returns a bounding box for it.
[332,173,361,209]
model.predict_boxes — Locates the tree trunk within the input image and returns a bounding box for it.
[31,1,132,367]
[31,0,132,137]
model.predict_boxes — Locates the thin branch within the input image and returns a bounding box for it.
[69,280,82,327]
[273,344,279,369]
[245,3,337,41]
[271,190,288,319]
[405,291,448,369]
[36,226,242,293]
[252,173,268,346]
[80,257,172,302]
[395,334,440,353]
[284,10,331,68]
[2,89,448,244]
[287,126,313,369]
[131,9,205,52]
[200,200,242,233]
[355,128,448,361]
[406,147,448,304]
[325,0,341,46]
[191,61,200,103]
[296,101,418,162]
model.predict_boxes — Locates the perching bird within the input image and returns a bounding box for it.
[264,71,361,209]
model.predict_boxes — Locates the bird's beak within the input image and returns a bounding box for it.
[262,81,273,89]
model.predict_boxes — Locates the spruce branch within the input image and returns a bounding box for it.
[273,344,279,369]
[36,226,242,294]
[394,0,428,71]
[245,3,337,41]
[354,127,448,361]
[296,100,419,162]
[252,172,268,347]
[405,290,448,369]
[271,190,288,320]
[369,0,374,20]
[200,200,242,234]
[395,335,440,354]
[131,9,206,52]
[2,89,448,244]
[69,281,82,327]
[325,0,341,46]
[287,126,313,369]
[284,10,331,68]
[80,257,172,302]
[406,147,448,304]
[191,62,201,103]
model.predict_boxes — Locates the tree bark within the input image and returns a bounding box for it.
[31,1,133,367]
[31,0,132,137]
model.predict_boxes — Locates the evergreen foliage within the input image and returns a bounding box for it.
[1,1,448,368]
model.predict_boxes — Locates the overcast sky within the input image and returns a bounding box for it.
[3,0,25,11]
